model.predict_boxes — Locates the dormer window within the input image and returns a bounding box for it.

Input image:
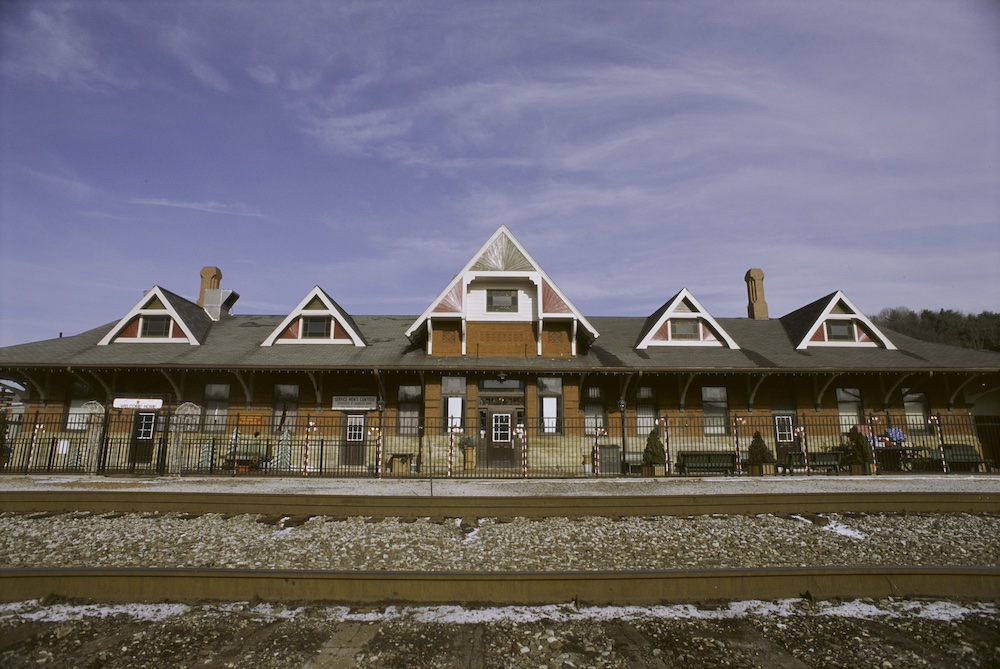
[141,316,172,338]
[261,286,367,347]
[487,289,518,313]
[670,319,699,340]
[635,288,740,349]
[826,320,855,342]
[301,316,332,339]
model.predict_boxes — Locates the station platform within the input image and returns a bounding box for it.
[1,472,997,497]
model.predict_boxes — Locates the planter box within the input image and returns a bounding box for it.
[641,464,666,477]
[747,463,776,476]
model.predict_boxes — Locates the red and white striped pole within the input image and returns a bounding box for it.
[795,426,808,474]
[592,427,606,477]
[929,415,948,474]
[733,416,746,475]
[370,427,383,478]
[302,421,315,476]
[516,425,527,478]
[659,417,670,475]
[447,430,457,478]
[26,423,44,473]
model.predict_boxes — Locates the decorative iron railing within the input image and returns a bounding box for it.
[0,409,991,478]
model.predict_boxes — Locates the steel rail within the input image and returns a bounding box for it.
[0,491,996,517]
[1,566,997,605]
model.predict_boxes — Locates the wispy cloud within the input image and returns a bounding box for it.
[23,168,94,199]
[1,7,127,90]
[130,199,265,219]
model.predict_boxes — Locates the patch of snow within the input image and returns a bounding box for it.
[2,598,993,624]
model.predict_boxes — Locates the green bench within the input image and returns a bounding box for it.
[944,444,990,473]
[782,451,843,475]
[677,451,737,476]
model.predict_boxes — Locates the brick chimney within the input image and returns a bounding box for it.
[745,268,769,320]
[198,267,222,307]
[198,266,238,320]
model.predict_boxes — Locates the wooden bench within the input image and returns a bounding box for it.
[782,451,842,475]
[944,444,990,473]
[387,453,414,475]
[677,451,737,476]
[221,453,271,473]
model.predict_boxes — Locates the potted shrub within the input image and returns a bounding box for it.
[746,431,776,476]
[641,428,667,476]
[459,434,477,471]
[844,427,874,474]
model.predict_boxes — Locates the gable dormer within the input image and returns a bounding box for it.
[98,286,209,346]
[782,291,896,350]
[635,288,739,349]
[261,286,366,346]
[405,226,598,357]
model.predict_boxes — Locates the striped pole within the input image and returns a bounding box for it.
[659,417,671,475]
[868,415,881,475]
[929,415,948,474]
[302,421,315,476]
[370,427,383,479]
[26,423,44,473]
[592,427,606,477]
[733,416,746,475]
[795,426,808,474]
[517,425,527,478]
[447,430,455,478]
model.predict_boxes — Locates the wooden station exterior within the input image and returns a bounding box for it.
[1,227,998,477]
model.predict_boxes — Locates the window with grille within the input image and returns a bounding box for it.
[141,316,171,338]
[398,384,421,436]
[837,388,862,432]
[539,377,562,434]
[347,415,365,442]
[702,386,728,435]
[203,384,230,432]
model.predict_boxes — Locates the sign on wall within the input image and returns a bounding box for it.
[330,395,378,411]
[112,398,164,410]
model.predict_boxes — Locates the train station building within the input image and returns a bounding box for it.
[1,226,998,477]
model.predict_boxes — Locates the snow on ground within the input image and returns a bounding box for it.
[1,599,994,624]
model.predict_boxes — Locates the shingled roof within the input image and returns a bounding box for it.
[3,313,998,374]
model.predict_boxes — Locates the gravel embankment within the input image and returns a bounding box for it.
[1,598,998,669]
[1,511,997,570]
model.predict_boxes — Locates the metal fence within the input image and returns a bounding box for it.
[0,409,991,478]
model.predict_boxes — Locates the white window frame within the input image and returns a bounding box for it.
[135,412,156,440]
[141,315,172,338]
[702,386,728,436]
[774,415,794,443]
[486,289,518,313]
[837,387,863,433]
[670,319,700,341]
[542,397,559,434]
[826,320,856,342]
[203,384,231,433]
[492,413,512,442]
[446,396,464,432]
[346,415,365,442]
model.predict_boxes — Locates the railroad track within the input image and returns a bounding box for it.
[1,490,997,517]
[3,490,997,606]
[2,566,998,605]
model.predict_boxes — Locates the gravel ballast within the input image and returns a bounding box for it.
[1,511,997,571]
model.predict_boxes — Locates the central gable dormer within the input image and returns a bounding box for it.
[405,226,598,357]
[635,288,739,349]
[261,286,366,346]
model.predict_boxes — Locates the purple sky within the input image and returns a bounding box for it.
[1,1,997,347]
